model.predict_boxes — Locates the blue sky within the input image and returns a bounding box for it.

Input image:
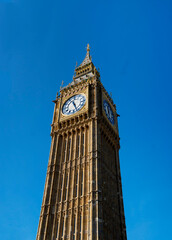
[0,0,172,239]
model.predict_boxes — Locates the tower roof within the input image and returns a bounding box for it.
[74,44,96,79]
[60,44,99,91]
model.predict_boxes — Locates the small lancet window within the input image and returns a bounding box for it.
[61,218,65,239]
[79,214,82,239]
[56,221,59,239]
[77,135,80,158]
[60,175,64,202]
[82,133,84,156]
[81,169,84,196]
[86,214,88,238]
[68,138,71,161]
[73,215,76,240]
[75,171,79,198]
[64,174,69,201]
[63,139,67,162]
[52,135,57,159]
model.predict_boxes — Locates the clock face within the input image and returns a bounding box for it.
[62,94,86,115]
[103,100,115,125]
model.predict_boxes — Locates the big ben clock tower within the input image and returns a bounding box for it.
[36,45,127,240]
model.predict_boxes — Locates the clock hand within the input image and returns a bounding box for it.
[72,101,77,110]
[109,109,112,118]
[106,106,109,115]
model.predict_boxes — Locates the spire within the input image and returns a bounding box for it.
[71,44,99,84]
[79,43,92,67]
[60,44,99,90]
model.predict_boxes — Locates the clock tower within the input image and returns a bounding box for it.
[36,45,127,240]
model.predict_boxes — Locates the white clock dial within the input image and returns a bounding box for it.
[103,100,115,125]
[62,94,86,115]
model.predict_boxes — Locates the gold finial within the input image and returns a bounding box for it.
[60,80,64,90]
[87,43,90,52]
